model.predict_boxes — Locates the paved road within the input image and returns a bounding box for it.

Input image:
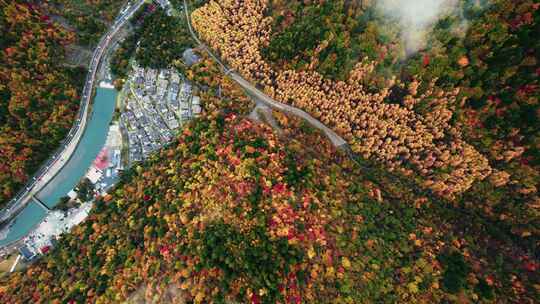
[182,0,347,149]
[1,0,347,228]
[0,0,146,228]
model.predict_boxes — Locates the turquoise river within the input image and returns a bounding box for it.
[0,88,118,247]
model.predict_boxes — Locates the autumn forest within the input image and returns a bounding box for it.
[0,0,538,303]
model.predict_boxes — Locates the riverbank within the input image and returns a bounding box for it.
[0,0,146,241]
[0,88,119,253]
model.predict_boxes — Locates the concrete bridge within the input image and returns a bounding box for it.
[0,0,146,243]
[31,196,51,213]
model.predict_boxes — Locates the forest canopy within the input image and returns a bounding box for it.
[44,0,127,46]
[111,5,194,79]
[0,1,84,208]
[0,55,538,303]
[0,0,538,303]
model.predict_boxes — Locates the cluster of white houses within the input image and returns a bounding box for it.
[120,65,201,163]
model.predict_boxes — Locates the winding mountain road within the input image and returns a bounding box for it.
[182,0,348,149]
[1,0,348,242]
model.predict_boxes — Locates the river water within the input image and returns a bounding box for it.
[0,88,117,247]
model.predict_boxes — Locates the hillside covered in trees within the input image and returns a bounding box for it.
[44,0,127,46]
[0,0,128,208]
[191,0,539,241]
[0,1,85,208]
[0,0,538,303]
[111,4,193,80]
[0,56,538,303]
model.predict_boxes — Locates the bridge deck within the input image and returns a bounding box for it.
[31,196,51,212]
